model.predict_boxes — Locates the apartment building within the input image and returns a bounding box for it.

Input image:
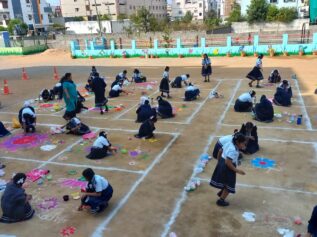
[0,0,9,27]
[7,0,53,31]
[61,0,168,21]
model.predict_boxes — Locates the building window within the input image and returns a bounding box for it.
[133,6,135,10]
[26,0,30,3]
[199,3,202,7]
[177,2,180,5]
[41,14,43,20]
[130,5,132,9]
[74,0,77,2]
[199,12,202,16]
[28,14,32,20]
[178,10,182,14]
[75,8,79,12]
[270,0,277,3]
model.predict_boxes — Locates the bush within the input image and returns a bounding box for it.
[227,2,243,23]
[7,18,28,35]
[0,26,7,32]
[266,5,279,22]
[247,0,269,24]
[277,7,297,23]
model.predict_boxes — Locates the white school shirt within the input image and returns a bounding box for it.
[256,58,262,68]
[221,141,239,165]
[219,135,233,146]
[112,84,122,91]
[238,92,252,103]
[92,175,109,192]
[22,107,36,122]
[93,136,110,148]
[186,85,197,91]
[71,117,81,125]
[181,75,188,81]
[133,72,142,78]
[202,58,211,66]
[163,71,169,79]
[140,96,150,105]
[118,72,126,78]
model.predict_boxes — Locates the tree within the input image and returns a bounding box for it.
[266,4,279,22]
[73,16,85,21]
[277,7,297,23]
[130,7,158,32]
[100,14,111,20]
[182,11,193,23]
[246,0,269,24]
[0,26,7,32]
[204,9,221,30]
[7,18,28,35]
[227,2,243,22]
[117,14,127,20]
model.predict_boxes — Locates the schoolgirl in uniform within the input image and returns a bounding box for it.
[268,69,281,83]
[18,101,36,134]
[212,129,238,160]
[86,131,116,159]
[61,117,90,136]
[201,54,212,82]
[247,54,264,88]
[0,121,11,137]
[273,80,292,107]
[40,89,55,102]
[109,82,126,98]
[91,72,109,115]
[75,91,88,114]
[116,70,128,83]
[136,100,157,123]
[307,205,317,237]
[209,133,246,207]
[78,168,113,214]
[253,95,274,122]
[139,92,151,106]
[234,90,256,112]
[239,122,259,154]
[135,116,157,139]
[160,66,171,98]
[0,173,34,223]
[171,74,190,88]
[184,83,200,101]
[132,69,147,83]
[156,96,174,119]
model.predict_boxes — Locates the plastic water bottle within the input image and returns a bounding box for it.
[290,114,295,123]
[297,115,302,125]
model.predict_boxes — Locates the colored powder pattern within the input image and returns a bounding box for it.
[0,133,49,151]
[59,178,87,189]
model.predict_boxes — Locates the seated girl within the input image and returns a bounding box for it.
[115,70,128,83]
[273,80,292,107]
[40,89,55,102]
[61,117,90,135]
[86,131,116,160]
[135,116,157,139]
[52,82,63,100]
[139,92,151,106]
[78,168,113,214]
[184,83,200,101]
[18,101,36,134]
[109,83,126,98]
[268,69,281,83]
[253,95,274,122]
[171,74,190,88]
[76,91,88,114]
[0,121,11,137]
[239,122,259,154]
[0,173,35,223]
[136,100,157,123]
[156,96,174,119]
[234,90,256,112]
[86,67,98,92]
[132,69,146,83]
[212,129,238,160]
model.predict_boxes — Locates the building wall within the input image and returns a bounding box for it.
[61,0,167,20]
[171,0,205,20]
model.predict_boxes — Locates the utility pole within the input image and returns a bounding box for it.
[93,0,102,36]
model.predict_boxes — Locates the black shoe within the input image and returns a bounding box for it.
[100,110,104,115]
[217,190,223,197]
[216,199,229,207]
[204,80,207,82]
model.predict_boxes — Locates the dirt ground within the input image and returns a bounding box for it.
[0,50,317,237]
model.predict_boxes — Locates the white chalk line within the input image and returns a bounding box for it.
[214,135,317,145]
[221,123,317,132]
[186,81,222,124]
[1,121,179,136]
[292,78,313,130]
[198,178,317,196]
[91,133,179,237]
[161,80,242,237]
[0,156,144,175]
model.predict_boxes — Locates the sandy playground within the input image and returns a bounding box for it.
[0,51,317,237]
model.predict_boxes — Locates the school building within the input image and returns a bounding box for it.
[0,0,9,27]
[7,0,53,31]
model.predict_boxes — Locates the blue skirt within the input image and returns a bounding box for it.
[202,65,212,76]
[212,141,222,159]
[210,158,236,193]
[246,66,264,81]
